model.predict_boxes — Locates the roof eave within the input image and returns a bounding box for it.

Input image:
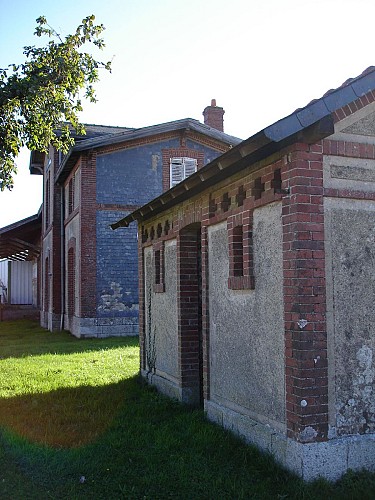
[55,119,242,185]
[111,114,334,230]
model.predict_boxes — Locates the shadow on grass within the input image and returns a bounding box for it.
[0,377,375,499]
[0,319,138,359]
[0,375,141,448]
[1,321,375,498]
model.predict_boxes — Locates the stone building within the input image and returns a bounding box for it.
[30,102,240,336]
[112,68,375,480]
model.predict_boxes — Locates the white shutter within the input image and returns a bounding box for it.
[183,158,197,178]
[170,158,184,187]
[170,157,198,187]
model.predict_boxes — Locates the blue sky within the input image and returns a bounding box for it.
[1,0,374,227]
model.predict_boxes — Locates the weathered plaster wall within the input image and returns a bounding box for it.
[208,201,285,430]
[144,241,179,384]
[325,197,375,437]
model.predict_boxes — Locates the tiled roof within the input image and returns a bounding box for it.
[55,118,242,183]
[257,66,375,144]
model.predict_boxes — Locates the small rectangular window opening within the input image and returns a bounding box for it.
[232,225,244,277]
[155,250,161,285]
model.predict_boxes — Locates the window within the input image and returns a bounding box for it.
[153,242,165,293]
[228,214,255,290]
[67,246,75,317]
[155,250,161,285]
[232,225,244,276]
[170,157,198,187]
[68,175,75,215]
[45,175,50,230]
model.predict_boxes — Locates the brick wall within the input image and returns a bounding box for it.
[138,138,331,438]
[281,142,328,443]
[96,210,139,320]
[80,152,97,318]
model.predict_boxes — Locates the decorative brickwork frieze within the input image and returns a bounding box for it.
[221,192,231,212]
[323,139,375,159]
[252,176,265,200]
[236,185,246,206]
[282,141,328,443]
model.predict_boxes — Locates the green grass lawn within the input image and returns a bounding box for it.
[0,320,374,499]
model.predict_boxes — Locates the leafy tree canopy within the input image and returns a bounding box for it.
[0,15,111,190]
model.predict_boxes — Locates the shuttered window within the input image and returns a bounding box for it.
[170,157,198,187]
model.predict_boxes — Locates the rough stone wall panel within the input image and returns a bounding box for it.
[208,202,285,428]
[325,199,375,437]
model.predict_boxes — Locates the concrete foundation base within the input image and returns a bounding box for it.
[205,400,375,481]
[66,315,139,338]
[141,370,200,405]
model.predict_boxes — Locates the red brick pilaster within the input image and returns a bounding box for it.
[201,224,210,400]
[282,142,328,442]
[51,183,62,315]
[177,224,202,404]
[80,152,97,317]
[139,230,146,371]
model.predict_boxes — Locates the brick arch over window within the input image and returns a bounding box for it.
[67,238,76,318]
[162,149,204,192]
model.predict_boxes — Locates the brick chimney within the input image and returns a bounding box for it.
[203,99,225,132]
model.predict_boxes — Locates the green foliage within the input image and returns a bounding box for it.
[0,15,111,190]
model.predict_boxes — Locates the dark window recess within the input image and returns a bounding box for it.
[150,226,155,240]
[248,228,254,281]
[142,228,148,243]
[252,177,265,200]
[155,250,161,284]
[221,192,231,212]
[236,185,246,206]
[44,257,49,310]
[45,177,50,229]
[164,220,170,235]
[232,225,244,276]
[67,247,75,316]
[271,168,282,193]
[209,197,217,218]
[228,218,255,290]
[68,176,75,214]
[157,223,163,238]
